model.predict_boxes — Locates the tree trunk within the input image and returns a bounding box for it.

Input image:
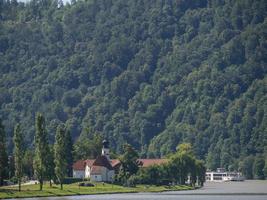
[18,179,21,192]
[60,183,63,190]
[50,179,52,187]
[39,179,43,191]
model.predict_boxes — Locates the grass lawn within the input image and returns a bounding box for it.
[0,182,192,199]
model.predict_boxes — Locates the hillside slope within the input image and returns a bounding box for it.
[0,0,266,171]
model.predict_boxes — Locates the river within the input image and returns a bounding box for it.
[9,180,267,200]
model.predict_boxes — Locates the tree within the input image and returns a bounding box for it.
[118,144,142,184]
[195,160,206,186]
[23,150,34,179]
[33,113,49,191]
[46,145,55,187]
[253,157,265,180]
[74,133,103,160]
[264,158,267,178]
[65,129,73,177]
[239,156,254,179]
[54,124,67,190]
[171,143,195,184]
[13,123,25,192]
[169,143,205,186]
[0,119,8,186]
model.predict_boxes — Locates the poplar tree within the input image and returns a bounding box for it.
[0,119,8,186]
[13,124,25,191]
[65,129,73,177]
[54,125,67,190]
[46,145,55,187]
[33,113,49,191]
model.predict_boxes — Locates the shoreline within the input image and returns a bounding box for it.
[0,184,193,199]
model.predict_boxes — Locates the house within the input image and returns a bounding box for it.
[73,140,168,182]
[72,160,85,179]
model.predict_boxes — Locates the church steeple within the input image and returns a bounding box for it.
[101,140,110,160]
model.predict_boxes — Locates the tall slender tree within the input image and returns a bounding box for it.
[54,124,67,190]
[46,145,55,187]
[65,129,73,177]
[13,123,25,192]
[33,113,49,191]
[0,119,8,186]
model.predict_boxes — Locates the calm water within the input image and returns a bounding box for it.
[9,180,267,200]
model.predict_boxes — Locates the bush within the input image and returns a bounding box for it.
[62,178,83,184]
[79,182,95,187]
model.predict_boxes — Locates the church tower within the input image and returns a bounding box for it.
[101,140,110,160]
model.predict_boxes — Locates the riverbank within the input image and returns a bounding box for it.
[0,182,192,199]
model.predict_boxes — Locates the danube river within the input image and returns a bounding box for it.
[9,180,267,200]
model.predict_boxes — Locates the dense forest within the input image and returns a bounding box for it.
[0,0,266,177]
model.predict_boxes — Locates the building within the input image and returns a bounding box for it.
[72,160,85,179]
[206,168,244,182]
[73,140,168,182]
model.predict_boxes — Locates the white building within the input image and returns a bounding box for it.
[206,168,244,182]
[72,160,85,179]
[73,140,168,182]
[73,140,117,182]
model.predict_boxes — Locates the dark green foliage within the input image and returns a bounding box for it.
[54,124,67,190]
[168,143,205,186]
[134,143,206,187]
[62,177,83,184]
[73,133,103,160]
[23,150,34,179]
[33,113,49,191]
[13,123,25,191]
[0,119,8,186]
[0,0,266,179]
[46,145,55,187]
[134,165,165,186]
[253,157,265,180]
[239,156,254,179]
[117,144,142,184]
[65,129,73,177]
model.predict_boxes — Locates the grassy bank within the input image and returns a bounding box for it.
[0,182,192,199]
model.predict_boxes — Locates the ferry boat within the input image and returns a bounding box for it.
[206,168,245,182]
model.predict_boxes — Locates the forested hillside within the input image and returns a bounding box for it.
[0,0,266,173]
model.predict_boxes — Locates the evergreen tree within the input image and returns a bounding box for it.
[46,145,55,187]
[13,123,25,192]
[23,150,34,179]
[0,119,8,186]
[33,113,49,191]
[65,129,73,177]
[54,124,67,190]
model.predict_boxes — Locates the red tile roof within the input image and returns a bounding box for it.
[110,159,120,167]
[73,160,86,171]
[85,159,95,167]
[73,158,168,171]
[93,156,113,170]
[138,159,169,167]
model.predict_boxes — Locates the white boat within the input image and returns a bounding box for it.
[206,168,245,182]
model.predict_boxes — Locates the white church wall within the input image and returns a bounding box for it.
[107,170,115,182]
[85,165,91,178]
[73,170,85,179]
[91,175,102,182]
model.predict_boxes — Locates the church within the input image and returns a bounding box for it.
[73,140,168,182]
